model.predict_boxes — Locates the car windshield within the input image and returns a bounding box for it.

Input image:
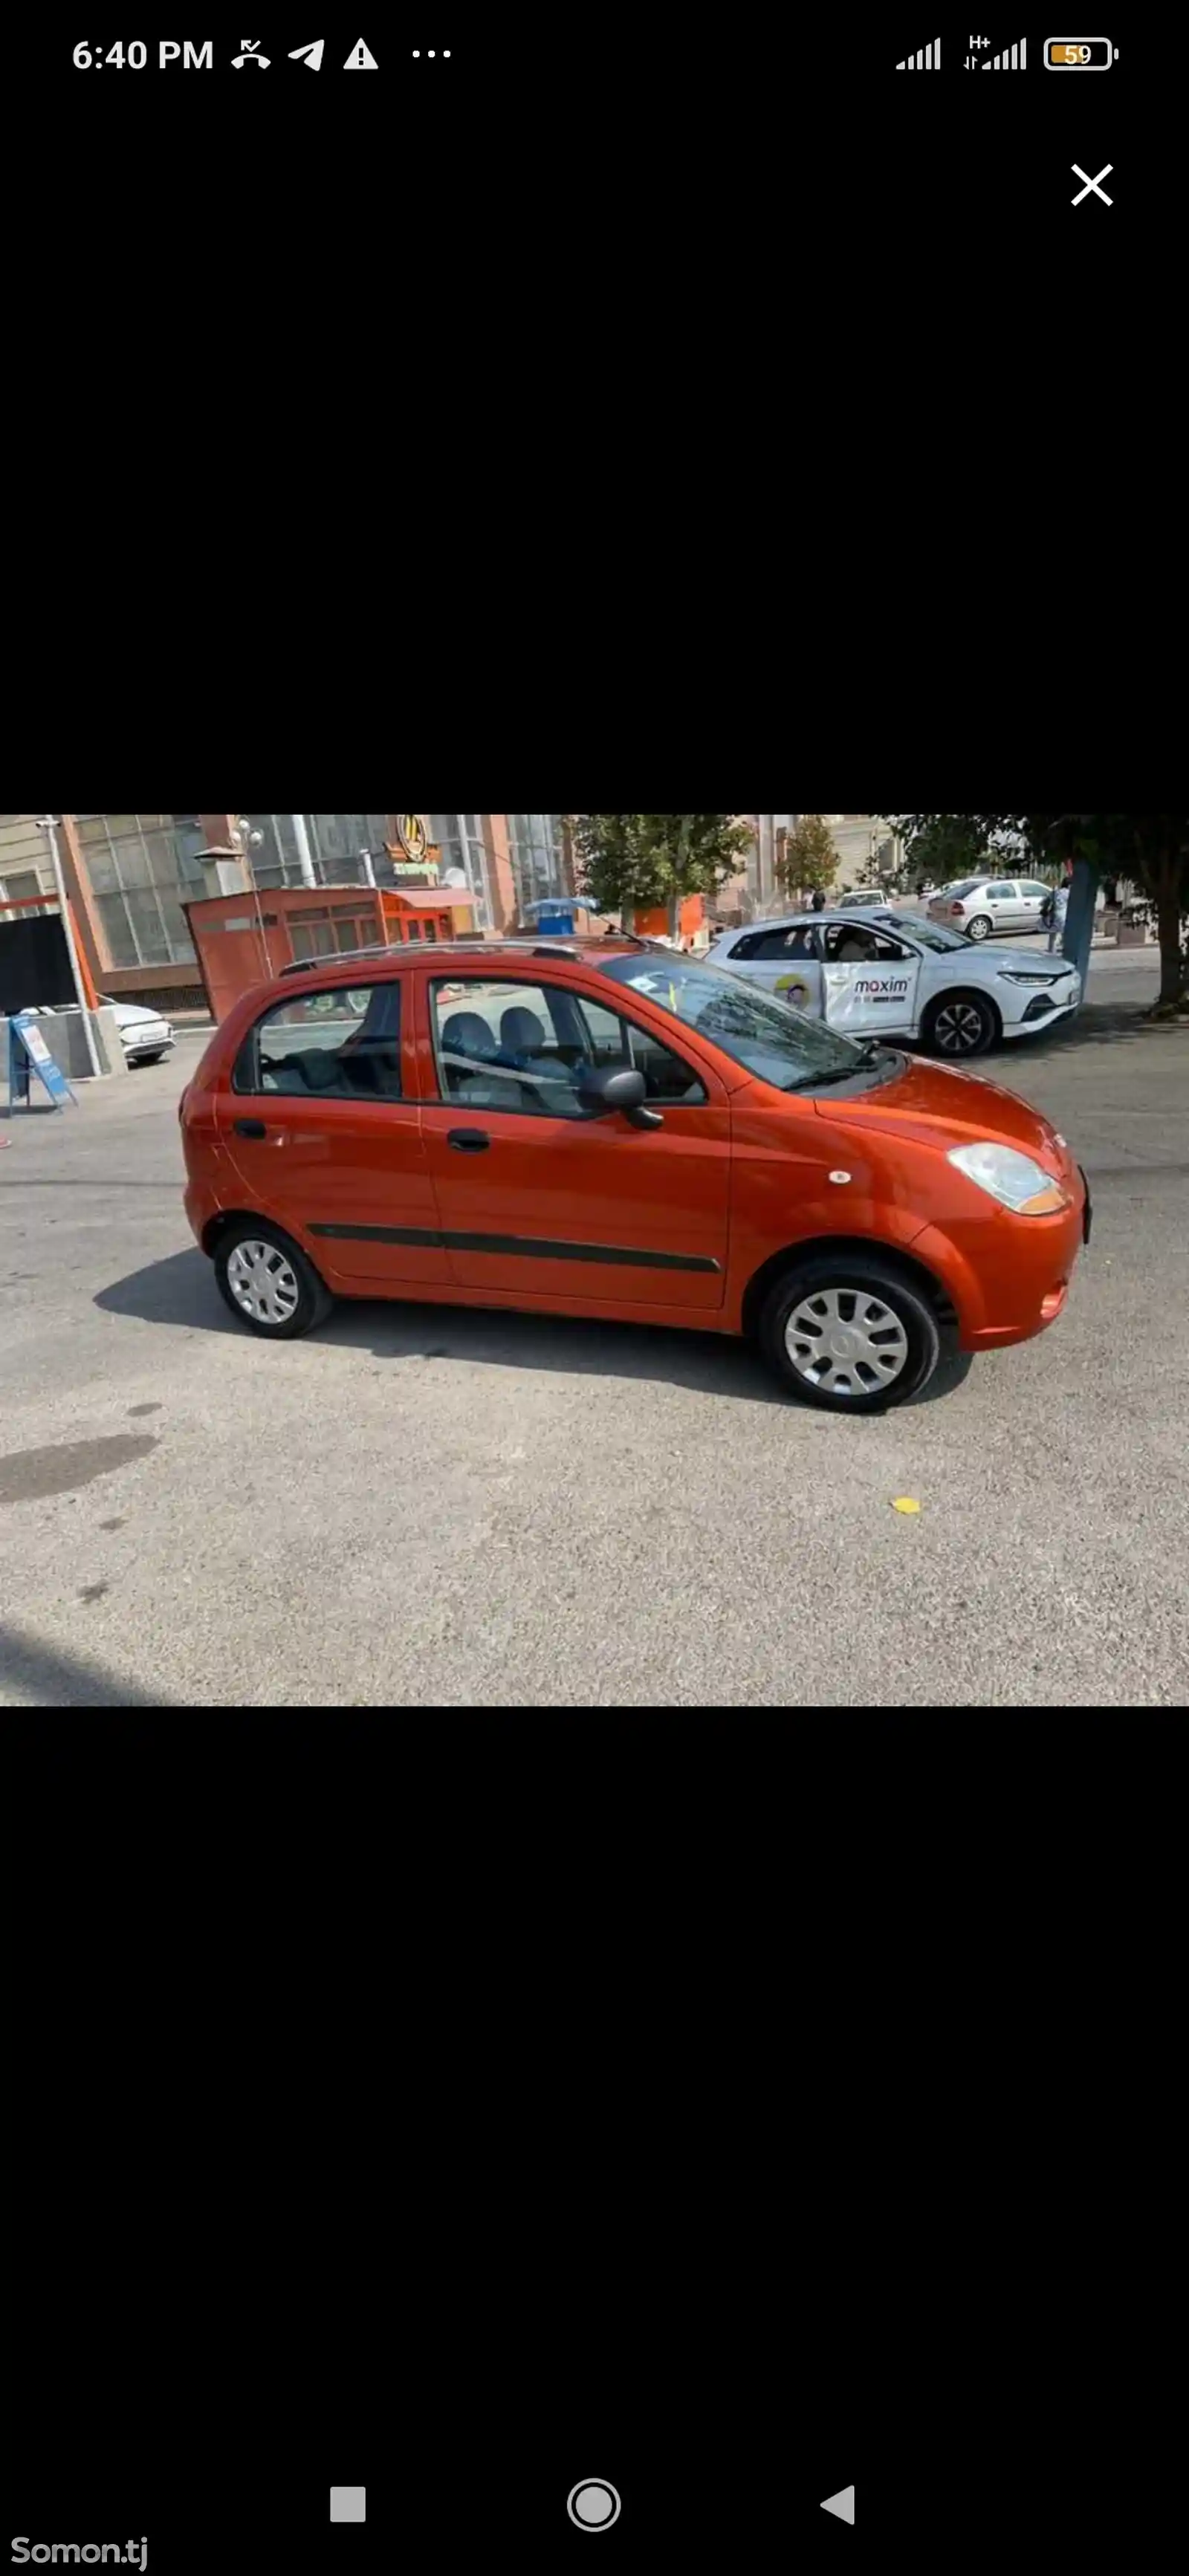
[598,952,869,1088]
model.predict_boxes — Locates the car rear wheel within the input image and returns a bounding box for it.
[758,1256,941,1412]
[213,1218,333,1340]
[965,913,992,941]
[921,989,1000,1058]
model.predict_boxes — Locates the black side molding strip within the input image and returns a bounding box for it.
[308,1222,719,1274]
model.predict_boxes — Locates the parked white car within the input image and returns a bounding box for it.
[704,908,1081,1059]
[927,876,1055,940]
[99,996,175,1064]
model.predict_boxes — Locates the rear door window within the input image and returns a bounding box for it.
[728,925,818,961]
[234,982,402,1097]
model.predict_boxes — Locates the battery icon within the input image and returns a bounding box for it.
[1044,39,1117,68]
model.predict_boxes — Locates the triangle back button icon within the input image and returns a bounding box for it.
[344,39,378,68]
[820,2487,855,2525]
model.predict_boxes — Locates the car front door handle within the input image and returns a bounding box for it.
[447,1128,491,1152]
[233,1119,268,1138]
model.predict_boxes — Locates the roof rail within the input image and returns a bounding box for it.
[278,944,394,977]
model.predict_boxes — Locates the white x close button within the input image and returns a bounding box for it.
[1072,163,1112,204]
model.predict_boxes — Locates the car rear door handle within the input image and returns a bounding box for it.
[233,1119,268,1138]
[447,1128,490,1152]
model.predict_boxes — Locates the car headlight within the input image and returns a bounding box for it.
[947,1141,1069,1213]
[997,969,1063,986]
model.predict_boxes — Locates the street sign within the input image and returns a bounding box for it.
[8,1012,77,1111]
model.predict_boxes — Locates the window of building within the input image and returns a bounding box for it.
[506,814,568,918]
[74,814,207,967]
[242,817,390,893]
[430,814,491,928]
[308,815,390,878]
[234,981,402,1098]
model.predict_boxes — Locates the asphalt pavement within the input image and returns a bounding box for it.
[1,947,1185,1707]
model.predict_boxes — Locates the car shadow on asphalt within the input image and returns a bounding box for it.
[94,1249,973,1410]
[1020,1000,1185,1057]
[0,1621,178,1708]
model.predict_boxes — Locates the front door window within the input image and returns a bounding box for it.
[430,979,706,1117]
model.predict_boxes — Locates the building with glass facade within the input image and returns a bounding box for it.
[1,813,579,1009]
[430,814,571,934]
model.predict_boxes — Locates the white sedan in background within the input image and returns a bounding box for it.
[17,998,175,1065]
[704,909,1081,1059]
[99,996,175,1064]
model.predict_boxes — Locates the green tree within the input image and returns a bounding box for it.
[775,814,837,903]
[568,814,752,938]
[892,816,995,893]
[884,813,1189,1012]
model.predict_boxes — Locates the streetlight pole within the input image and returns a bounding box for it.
[36,815,103,1077]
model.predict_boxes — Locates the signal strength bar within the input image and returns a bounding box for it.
[896,39,941,68]
[984,36,1027,66]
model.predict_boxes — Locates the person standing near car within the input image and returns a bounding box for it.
[811,888,826,912]
[1046,859,1073,953]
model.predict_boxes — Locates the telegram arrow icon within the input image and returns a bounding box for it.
[288,40,325,69]
[820,2487,855,2525]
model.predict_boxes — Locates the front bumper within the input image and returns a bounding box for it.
[912,1178,1087,1352]
[1000,992,1079,1041]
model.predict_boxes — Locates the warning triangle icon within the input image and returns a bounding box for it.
[343,39,378,68]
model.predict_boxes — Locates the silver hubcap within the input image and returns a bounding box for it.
[785,1286,910,1396]
[967,917,990,940]
[226,1239,299,1326]
[933,999,987,1054]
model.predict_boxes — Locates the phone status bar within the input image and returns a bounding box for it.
[19,26,1179,89]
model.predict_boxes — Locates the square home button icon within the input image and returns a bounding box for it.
[330,2487,366,2523]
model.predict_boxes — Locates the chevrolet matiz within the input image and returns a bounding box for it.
[180,937,1091,1413]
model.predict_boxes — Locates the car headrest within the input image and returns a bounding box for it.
[500,1005,548,1054]
[441,1012,496,1060]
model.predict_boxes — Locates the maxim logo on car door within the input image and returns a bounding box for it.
[823,959,919,1028]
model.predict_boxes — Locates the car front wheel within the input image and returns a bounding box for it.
[213,1219,333,1339]
[758,1256,942,1412]
[965,913,992,941]
[921,990,1000,1058]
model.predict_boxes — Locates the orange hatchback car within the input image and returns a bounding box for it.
[181,937,1090,1412]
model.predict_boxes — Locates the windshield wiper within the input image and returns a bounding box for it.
[785,1042,885,1091]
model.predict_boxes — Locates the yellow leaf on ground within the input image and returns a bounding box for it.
[891,1496,921,1514]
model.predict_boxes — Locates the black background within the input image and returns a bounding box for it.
[0,917,77,1016]
[6,1713,1180,2576]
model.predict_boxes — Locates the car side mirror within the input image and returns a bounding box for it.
[578,1064,664,1129]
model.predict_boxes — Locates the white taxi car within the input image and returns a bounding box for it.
[704,909,1081,1058]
